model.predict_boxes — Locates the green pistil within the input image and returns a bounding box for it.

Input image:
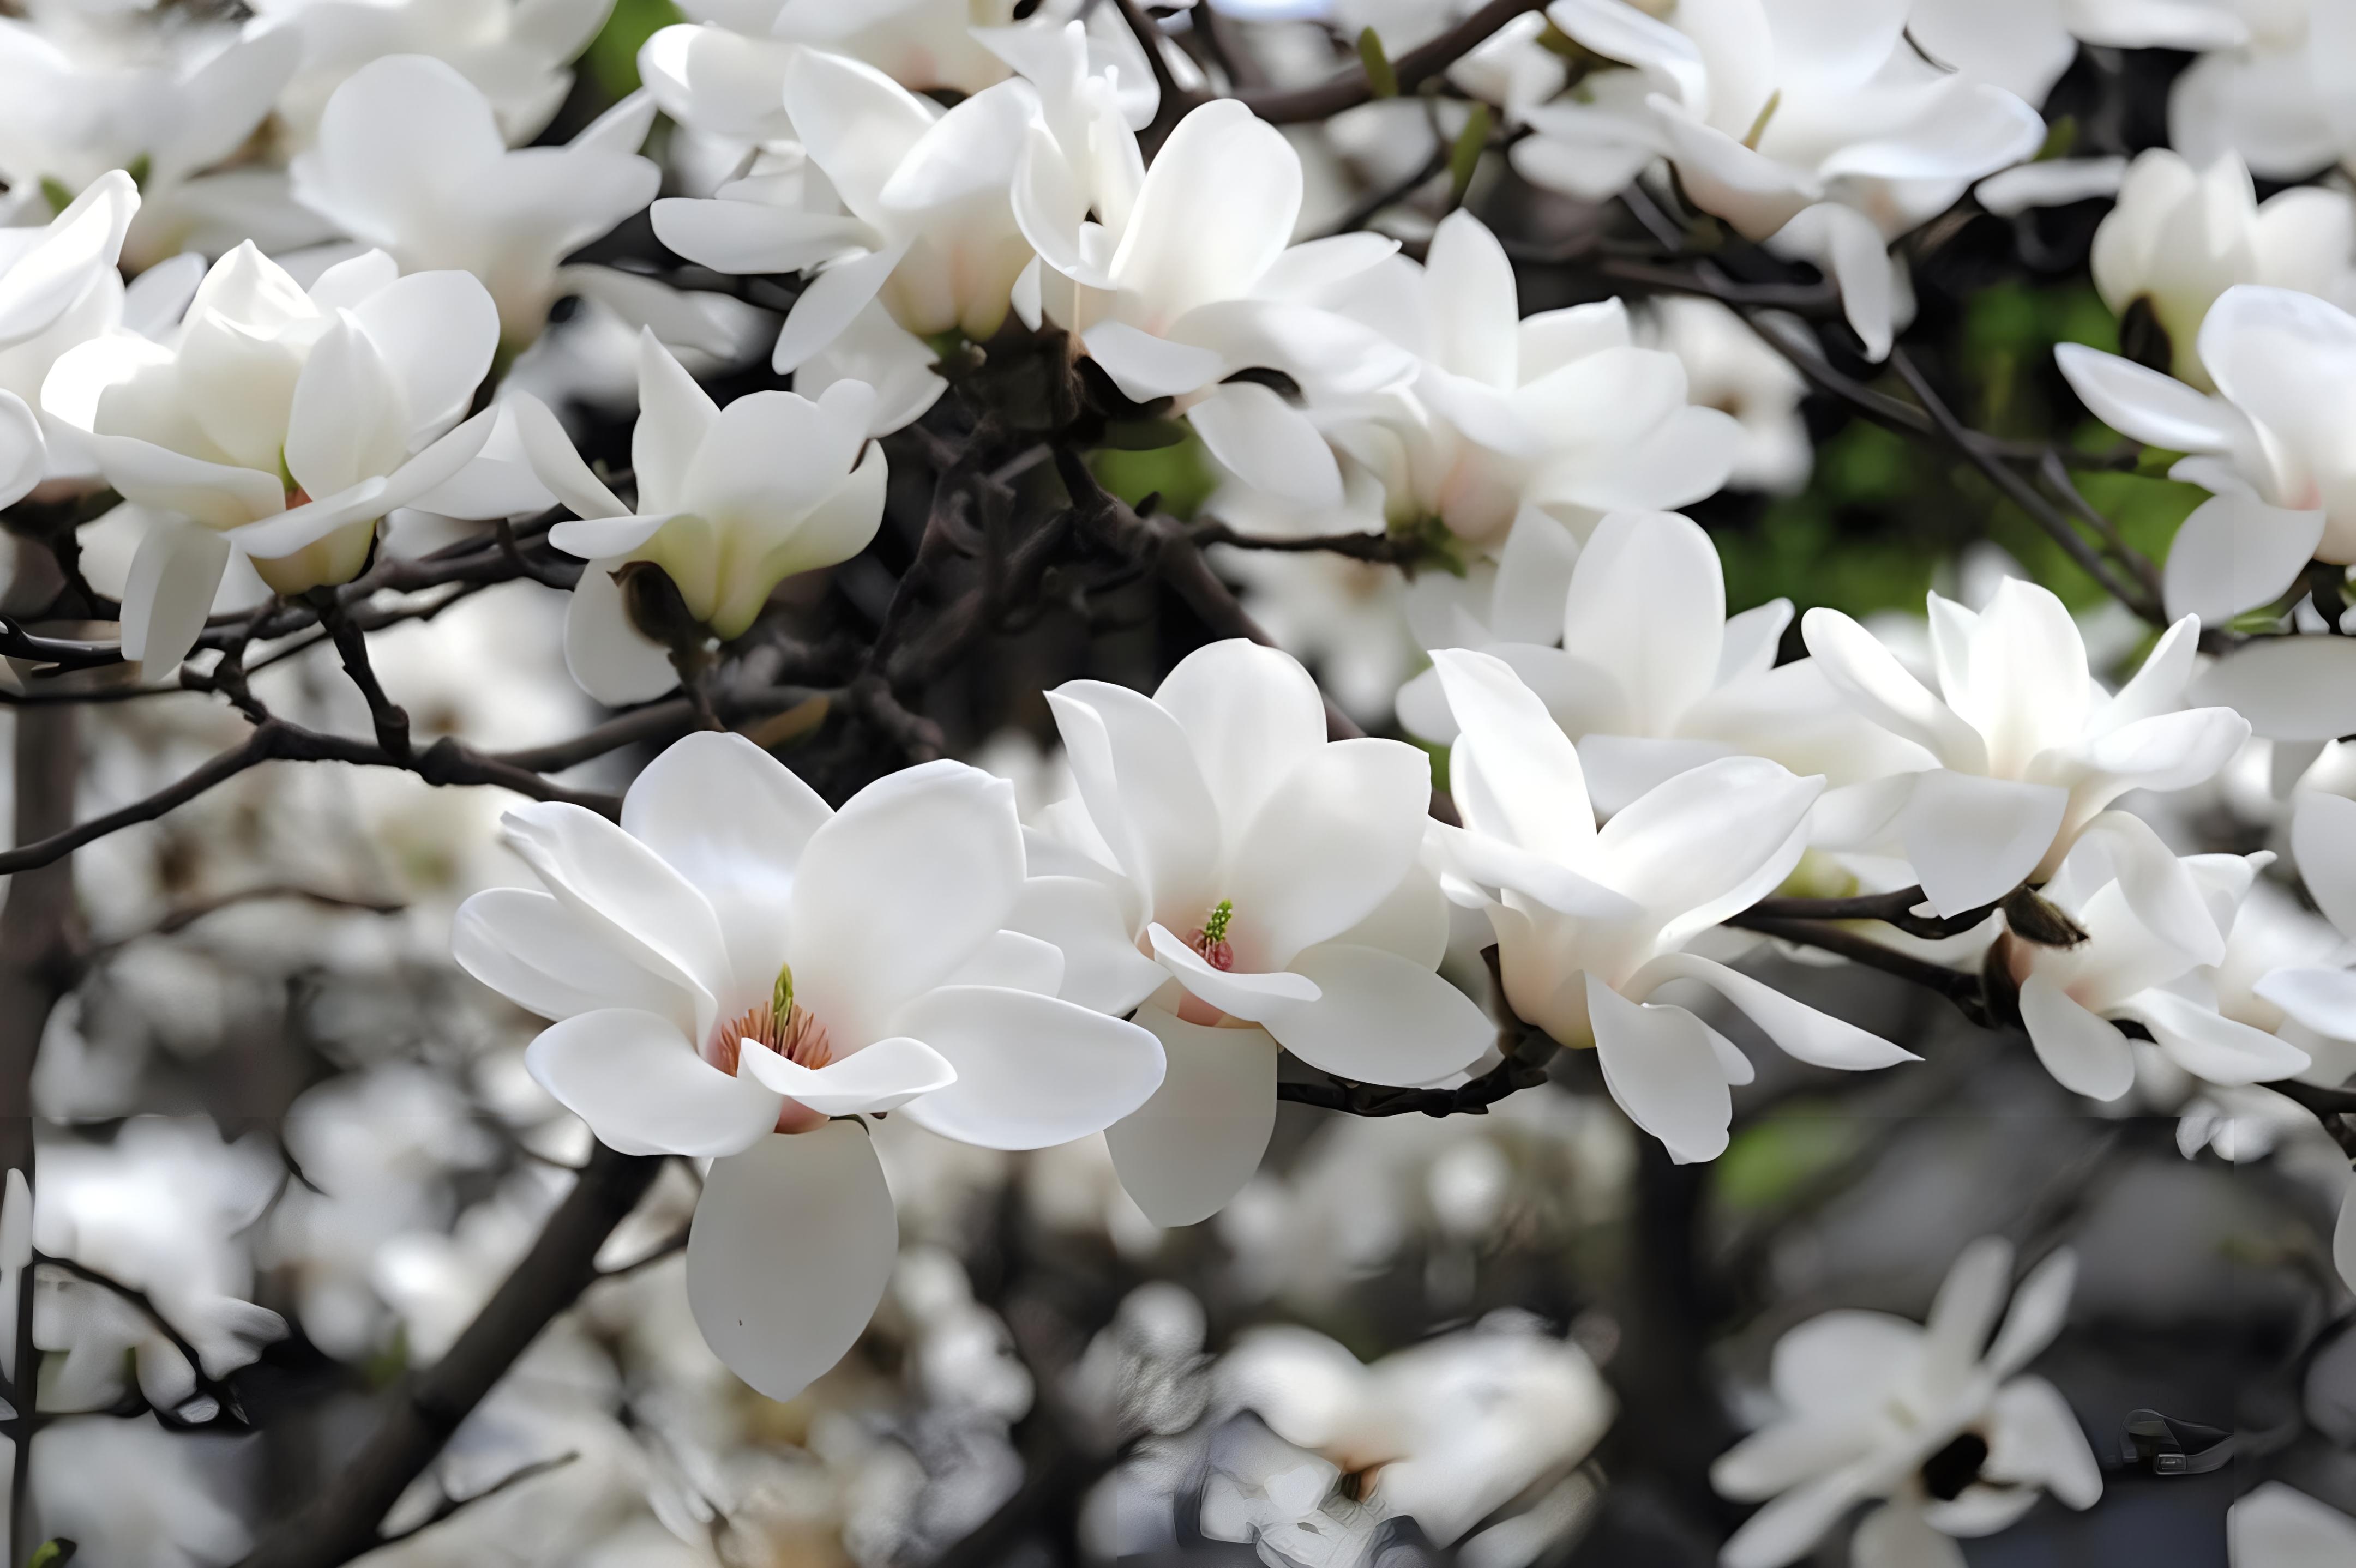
[1201,900,1234,945]
[772,961,795,1021]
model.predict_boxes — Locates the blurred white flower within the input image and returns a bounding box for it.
[1908,0,2245,104]
[1038,638,1492,1223]
[2091,149,2355,390]
[1525,0,2044,358]
[1642,295,1811,494]
[1802,579,2247,915]
[1428,648,1911,1162]
[2251,793,2356,1073]
[453,732,1163,1397]
[0,167,139,508]
[1210,1318,1613,1549]
[2230,1481,2356,1565]
[2060,285,2356,625]
[1714,1238,2100,1568]
[291,53,663,349]
[31,1415,250,1568]
[253,0,616,149]
[42,242,500,670]
[512,329,885,704]
[2169,0,2356,180]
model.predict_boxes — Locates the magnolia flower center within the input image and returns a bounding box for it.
[1188,898,1236,972]
[1918,1429,1990,1503]
[705,962,833,1076]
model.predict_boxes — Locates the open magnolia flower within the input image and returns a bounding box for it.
[1526,0,2044,358]
[2003,839,2310,1101]
[292,54,665,350]
[1801,579,2248,917]
[512,328,886,704]
[1308,212,1740,548]
[2091,149,2355,391]
[1399,508,1913,812]
[0,167,139,509]
[42,241,499,672]
[453,732,1164,1398]
[1012,81,1413,506]
[1429,648,1912,1163]
[2169,0,2356,180]
[651,48,1034,431]
[1714,1238,2100,1568]
[1034,639,1493,1225]
[2249,792,2356,1075]
[2059,285,2356,625]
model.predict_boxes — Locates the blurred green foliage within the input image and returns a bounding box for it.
[1720,278,2202,622]
[1714,1103,1861,1213]
[585,0,683,100]
[1090,430,1220,519]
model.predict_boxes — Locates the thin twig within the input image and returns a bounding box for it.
[370,1452,581,1549]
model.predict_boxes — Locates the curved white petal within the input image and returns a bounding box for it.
[2193,636,2356,741]
[2294,792,2356,938]
[1103,1005,1278,1227]
[118,514,231,673]
[1008,876,1167,1016]
[1801,607,1987,772]
[453,886,693,1029]
[738,1034,955,1116]
[1147,924,1320,1022]
[687,1125,897,1400]
[1894,771,2069,918]
[891,985,1165,1149]
[564,557,679,704]
[2018,973,2136,1101]
[526,1009,781,1157]
[1585,975,1732,1163]
[1626,953,1917,1070]
[1223,738,1432,970]
[1264,944,1494,1087]
[2124,988,2311,1085]
[500,800,730,1016]
[2162,493,2325,626]
[1187,382,1341,510]
[1152,638,1328,840]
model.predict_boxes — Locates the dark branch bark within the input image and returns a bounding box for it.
[233,1142,662,1568]
[1238,0,1548,122]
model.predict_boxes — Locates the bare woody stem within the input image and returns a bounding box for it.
[232,1140,662,1568]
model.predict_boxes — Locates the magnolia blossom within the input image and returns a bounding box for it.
[1714,1239,2100,1568]
[652,47,1036,431]
[1525,0,2045,357]
[2091,149,2355,390]
[2257,794,2356,1051]
[511,329,886,704]
[1035,640,1494,1225]
[1398,509,1913,812]
[2003,840,2310,1101]
[1801,579,2248,916]
[452,732,1164,1397]
[1303,211,1740,548]
[0,16,303,267]
[1428,648,1913,1163]
[253,0,617,148]
[1908,0,2246,104]
[1642,295,1811,494]
[2169,0,2356,180]
[2231,1482,2356,1566]
[1209,1320,1614,1548]
[0,167,139,508]
[42,242,500,671]
[1013,75,1415,506]
[2060,285,2356,625]
[292,54,663,349]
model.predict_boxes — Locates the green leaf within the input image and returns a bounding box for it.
[27,1539,77,1568]
[585,0,685,100]
[1098,418,1190,451]
[1447,104,1493,202]
[1357,27,1399,98]
[1715,1108,1860,1213]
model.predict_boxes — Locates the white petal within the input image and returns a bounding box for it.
[118,515,230,673]
[687,1125,896,1400]
[1047,680,1221,920]
[891,986,1165,1150]
[2229,1482,2356,1566]
[652,195,873,276]
[2018,973,2136,1101]
[1079,318,1225,401]
[0,390,41,512]
[1585,976,1732,1163]
[941,930,1064,994]
[500,801,729,1016]
[738,1035,955,1116]
[1626,953,1917,1070]
[1425,210,1519,387]
[770,241,907,374]
[351,270,500,443]
[1921,1236,2012,1399]
[2294,792,2356,938]
[1431,648,1596,861]
[1187,382,1341,509]
[1988,1247,2078,1378]
[1265,944,1493,1087]
[787,761,1024,1050]
[453,886,692,1029]
[2194,636,2356,741]
[2076,810,2225,966]
[1107,99,1298,322]
[564,557,678,704]
[1849,1503,1968,1568]
[1556,509,1724,728]
[1223,738,1433,970]
[1987,1377,2101,1508]
[2125,988,2311,1085]
[1720,1471,1870,1568]
[1894,771,2069,917]
[1801,608,1986,771]
[1152,638,1327,842]
[1008,876,1167,1016]
[1591,755,1822,936]
[1103,1006,1278,1227]
[510,390,627,520]
[2053,341,2243,453]
[2255,967,2356,1039]
[1147,924,1320,1022]
[526,1009,780,1157]
[2163,493,2325,625]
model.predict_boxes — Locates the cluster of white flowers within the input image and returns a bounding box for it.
[12,0,2356,1565]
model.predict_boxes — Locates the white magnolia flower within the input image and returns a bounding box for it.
[291,53,663,349]
[1398,509,1913,813]
[2250,793,2356,1072]
[1305,211,1740,548]
[661,0,1039,108]
[511,328,886,704]
[1525,0,2045,358]
[2003,840,2309,1101]
[1642,295,1811,494]
[1035,639,1494,1225]
[2169,0,2356,181]
[253,0,616,149]
[0,16,303,268]
[1908,0,2245,105]
[452,732,1165,1397]
[35,1118,290,1415]
[2091,150,2355,391]
[1428,648,1913,1163]
[0,167,139,508]
[1713,1238,2101,1568]
[32,1416,251,1568]
[652,47,1036,433]
[2059,285,2356,625]
[1013,80,1414,506]
[42,242,501,672]
[1801,578,2249,916]
[1210,1319,1614,1547]
[2230,1482,2356,1566]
